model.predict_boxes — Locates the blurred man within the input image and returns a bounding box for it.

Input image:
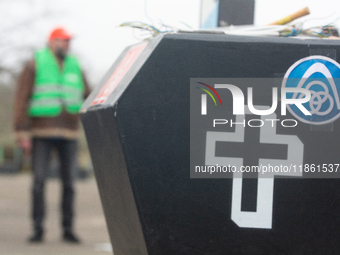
[13,27,91,243]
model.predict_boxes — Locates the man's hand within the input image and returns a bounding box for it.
[17,138,32,156]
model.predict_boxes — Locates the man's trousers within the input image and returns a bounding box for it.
[31,137,77,232]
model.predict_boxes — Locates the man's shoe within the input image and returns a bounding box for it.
[63,230,81,243]
[28,230,43,243]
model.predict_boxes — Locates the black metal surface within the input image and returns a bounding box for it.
[81,33,340,255]
[218,0,255,26]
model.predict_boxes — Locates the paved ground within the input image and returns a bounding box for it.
[0,173,113,255]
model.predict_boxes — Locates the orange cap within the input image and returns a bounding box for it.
[49,27,72,41]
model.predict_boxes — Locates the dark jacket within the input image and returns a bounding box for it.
[13,56,91,141]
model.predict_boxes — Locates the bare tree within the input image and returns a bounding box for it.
[0,0,63,86]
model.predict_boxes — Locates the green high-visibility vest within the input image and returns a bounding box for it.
[28,48,85,117]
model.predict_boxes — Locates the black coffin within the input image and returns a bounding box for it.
[81,33,340,255]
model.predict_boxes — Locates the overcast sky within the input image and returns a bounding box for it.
[1,0,340,86]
